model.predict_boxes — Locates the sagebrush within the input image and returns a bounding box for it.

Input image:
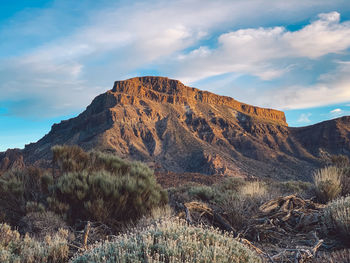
[323,196,350,240]
[0,223,68,263]
[71,218,262,263]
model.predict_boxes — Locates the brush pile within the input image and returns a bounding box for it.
[244,195,327,262]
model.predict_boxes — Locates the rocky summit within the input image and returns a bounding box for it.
[2,76,350,180]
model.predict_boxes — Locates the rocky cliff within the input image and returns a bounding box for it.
[111,77,287,126]
[3,76,350,181]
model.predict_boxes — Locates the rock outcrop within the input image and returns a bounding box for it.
[2,76,350,181]
[0,149,25,173]
[111,77,287,126]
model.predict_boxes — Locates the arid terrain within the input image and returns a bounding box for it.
[1,77,350,262]
[2,77,350,182]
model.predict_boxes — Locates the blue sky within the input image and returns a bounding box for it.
[1,0,350,151]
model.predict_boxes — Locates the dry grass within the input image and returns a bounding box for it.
[240,181,267,197]
[313,166,341,203]
[0,223,69,263]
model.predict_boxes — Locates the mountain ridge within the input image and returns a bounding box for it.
[1,76,350,180]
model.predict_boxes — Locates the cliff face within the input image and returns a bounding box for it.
[111,77,287,126]
[4,76,350,181]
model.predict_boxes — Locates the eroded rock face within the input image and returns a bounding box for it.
[4,76,350,180]
[111,77,287,126]
[0,149,25,173]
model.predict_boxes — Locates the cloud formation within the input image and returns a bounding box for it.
[297,113,312,123]
[255,60,350,109]
[173,11,350,82]
[1,0,350,117]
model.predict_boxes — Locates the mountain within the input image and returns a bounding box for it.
[2,76,350,180]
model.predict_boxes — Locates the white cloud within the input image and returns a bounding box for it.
[331,108,342,113]
[253,61,350,110]
[284,12,350,58]
[297,113,312,123]
[172,11,350,82]
[330,108,345,118]
[1,1,350,117]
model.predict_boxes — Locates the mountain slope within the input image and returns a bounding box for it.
[3,76,350,180]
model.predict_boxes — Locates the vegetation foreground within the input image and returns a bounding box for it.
[0,146,349,262]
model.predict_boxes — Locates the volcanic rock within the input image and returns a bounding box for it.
[2,76,350,180]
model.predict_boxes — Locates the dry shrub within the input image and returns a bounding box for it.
[330,154,350,168]
[168,179,272,232]
[329,154,350,197]
[71,218,263,263]
[316,249,350,263]
[0,223,68,263]
[341,167,350,197]
[240,181,267,197]
[313,166,341,203]
[19,211,68,239]
[323,196,350,240]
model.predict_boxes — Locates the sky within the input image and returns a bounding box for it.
[1,0,350,151]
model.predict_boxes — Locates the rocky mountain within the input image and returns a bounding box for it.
[2,76,350,180]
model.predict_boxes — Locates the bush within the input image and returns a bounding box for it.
[0,167,49,224]
[188,185,215,201]
[19,211,68,239]
[341,167,350,197]
[0,223,68,263]
[323,196,350,240]
[313,166,341,203]
[168,178,274,232]
[52,145,90,174]
[49,146,168,228]
[0,145,167,233]
[330,154,350,168]
[71,218,263,263]
[50,169,167,226]
[278,180,313,196]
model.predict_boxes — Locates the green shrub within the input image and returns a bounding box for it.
[278,180,313,196]
[0,146,167,233]
[0,167,48,224]
[0,223,68,263]
[313,166,341,203]
[50,169,167,226]
[323,196,350,240]
[49,146,168,227]
[71,218,262,263]
[52,145,90,174]
[216,177,245,192]
[52,145,131,175]
[188,185,215,201]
